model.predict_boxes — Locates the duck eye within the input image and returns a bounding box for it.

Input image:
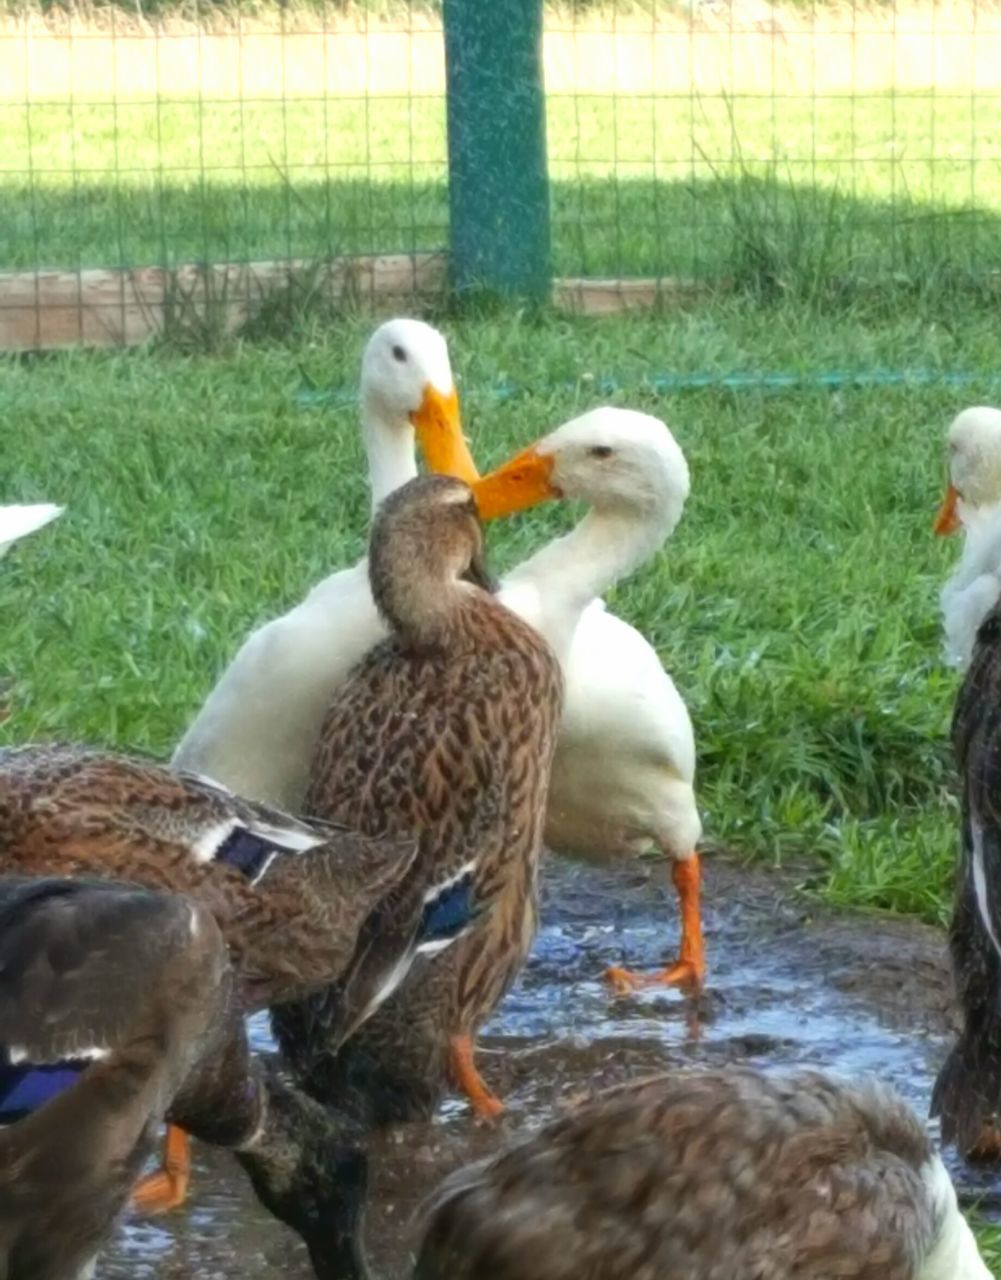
[392,345,407,363]
[589,445,613,459]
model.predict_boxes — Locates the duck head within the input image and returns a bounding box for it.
[236,1069,373,1280]
[360,320,477,506]
[472,406,690,534]
[935,406,1001,535]
[368,474,495,644]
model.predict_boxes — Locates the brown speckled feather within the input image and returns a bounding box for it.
[0,876,235,1280]
[933,600,1001,1157]
[416,1068,944,1280]
[0,875,378,1280]
[272,475,563,1119]
[0,743,418,1011]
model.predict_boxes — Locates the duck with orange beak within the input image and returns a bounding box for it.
[469,409,702,998]
[172,318,478,812]
[934,406,1001,669]
[933,407,1001,1164]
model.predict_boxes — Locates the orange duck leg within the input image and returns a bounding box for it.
[132,1125,191,1215]
[605,854,706,997]
[449,1034,505,1124]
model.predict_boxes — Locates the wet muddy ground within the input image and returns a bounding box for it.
[97,853,1001,1279]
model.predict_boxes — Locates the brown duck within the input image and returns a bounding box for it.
[416,1067,990,1280]
[0,745,467,1212]
[0,875,374,1280]
[932,597,1001,1161]
[272,472,563,1125]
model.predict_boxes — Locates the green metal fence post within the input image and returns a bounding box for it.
[443,0,551,300]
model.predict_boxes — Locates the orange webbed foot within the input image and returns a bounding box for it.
[605,956,704,997]
[605,854,706,999]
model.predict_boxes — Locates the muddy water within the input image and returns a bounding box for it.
[96,855,1001,1279]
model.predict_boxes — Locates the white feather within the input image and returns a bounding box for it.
[191,818,240,863]
[916,1155,992,1279]
[0,503,62,559]
[969,816,1001,964]
[497,410,700,862]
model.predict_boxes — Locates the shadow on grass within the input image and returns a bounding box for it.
[2,170,1000,314]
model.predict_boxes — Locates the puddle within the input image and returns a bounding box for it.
[96,854,1001,1279]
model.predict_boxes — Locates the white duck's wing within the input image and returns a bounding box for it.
[942,507,1001,669]
[0,504,62,559]
[171,561,385,810]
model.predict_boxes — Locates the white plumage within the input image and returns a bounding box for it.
[172,318,471,806]
[935,406,1001,669]
[0,503,62,560]
[482,408,700,866]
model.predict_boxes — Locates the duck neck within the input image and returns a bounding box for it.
[373,565,481,653]
[234,1072,370,1280]
[511,504,670,620]
[361,398,418,516]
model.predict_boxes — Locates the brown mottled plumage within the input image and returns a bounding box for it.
[933,598,1001,1161]
[0,744,424,1217]
[272,474,563,1124]
[416,1067,987,1280]
[0,745,418,1013]
[0,876,373,1280]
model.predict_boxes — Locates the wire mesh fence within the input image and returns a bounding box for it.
[1,0,1000,345]
[547,0,1001,290]
[1,4,450,271]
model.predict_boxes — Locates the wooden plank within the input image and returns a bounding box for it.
[0,256,719,351]
[551,276,723,315]
[0,254,448,352]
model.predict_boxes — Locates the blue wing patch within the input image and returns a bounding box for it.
[417,872,483,948]
[215,828,278,883]
[0,1057,88,1122]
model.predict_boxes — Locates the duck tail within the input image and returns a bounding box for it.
[932,1037,1001,1161]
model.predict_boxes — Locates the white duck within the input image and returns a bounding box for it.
[0,503,62,559]
[474,409,703,994]
[935,406,1001,669]
[171,318,477,807]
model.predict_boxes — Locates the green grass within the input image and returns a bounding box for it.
[3,291,999,1253]
[973,1219,1001,1273]
[1,296,995,923]
[3,90,1001,293]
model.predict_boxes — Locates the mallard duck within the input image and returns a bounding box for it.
[472,408,702,994]
[0,874,378,1280]
[272,473,563,1125]
[932,596,1001,1161]
[0,503,61,559]
[172,318,478,810]
[934,406,1001,669]
[416,1066,990,1280]
[0,749,475,1213]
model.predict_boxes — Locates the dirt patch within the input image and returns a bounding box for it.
[97,852,994,1280]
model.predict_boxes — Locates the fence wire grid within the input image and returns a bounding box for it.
[2,0,1001,312]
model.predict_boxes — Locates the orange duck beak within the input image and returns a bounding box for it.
[471,445,561,520]
[411,384,479,486]
[934,483,961,536]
